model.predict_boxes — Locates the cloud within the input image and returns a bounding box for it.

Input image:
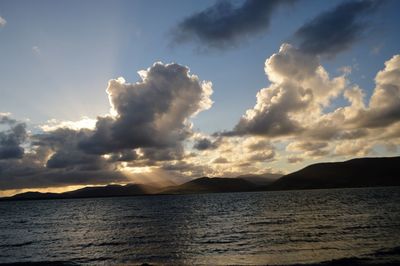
[0,62,214,191]
[286,141,329,157]
[193,137,220,151]
[247,150,275,162]
[1,50,400,192]
[0,114,27,160]
[0,16,6,28]
[172,0,294,49]
[212,157,229,164]
[40,117,97,131]
[79,62,213,155]
[287,156,304,164]
[223,43,400,160]
[227,43,346,137]
[0,127,128,190]
[293,0,382,56]
[356,55,400,128]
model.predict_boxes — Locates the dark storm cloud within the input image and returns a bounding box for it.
[193,137,220,151]
[0,128,128,190]
[0,163,127,190]
[172,0,294,49]
[0,116,27,159]
[294,0,382,56]
[108,150,138,162]
[79,62,212,155]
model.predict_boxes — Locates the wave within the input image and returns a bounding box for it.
[278,246,400,266]
[0,241,34,248]
[0,261,79,266]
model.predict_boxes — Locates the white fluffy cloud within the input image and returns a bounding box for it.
[231,43,346,137]
[226,44,400,160]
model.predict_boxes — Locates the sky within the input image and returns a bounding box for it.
[0,0,399,196]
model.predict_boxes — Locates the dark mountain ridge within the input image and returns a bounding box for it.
[5,184,156,201]
[160,176,258,194]
[268,156,400,190]
[2,156,399,201]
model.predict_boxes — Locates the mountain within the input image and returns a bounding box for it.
[267,156,400,190]
[238,173,282,186]
[2,156,400,201]
[63,184,156,198]
[160,177,258,194]
[10,192,60,200]
[3,184,157,201]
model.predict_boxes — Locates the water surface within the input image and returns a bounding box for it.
[1,187,400,265]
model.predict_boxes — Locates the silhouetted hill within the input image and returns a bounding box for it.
[3,184,157,201]
[267,156,400,190]
[238,173,282,186]
[2,156,400,200]
[161,177,258,194]
[63,184,155,198]
[10,192,60,200]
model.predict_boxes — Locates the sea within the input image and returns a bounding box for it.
[0,187,400,265]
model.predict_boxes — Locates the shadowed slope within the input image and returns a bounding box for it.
[268,157,400,190]
[161,177,258,194]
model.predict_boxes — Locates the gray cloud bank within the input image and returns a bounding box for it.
[172,0,294,49]
[293,0,382,57]
[0,115,27,160]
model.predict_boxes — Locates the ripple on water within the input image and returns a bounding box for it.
[0,187,399,265]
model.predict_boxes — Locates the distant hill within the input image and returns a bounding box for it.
[63,184,157,198]
[267,156,400,190]
[238,173,282,186]
[4,184,157,201]
[160,177,258,194]
[2,156,400,201]
[10,192,60,200]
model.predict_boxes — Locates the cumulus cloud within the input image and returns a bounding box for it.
[172,0,294,49]
[0,16,6,28]
[357,55,400,127]
[287,141,329,158]
[40,117,97,132]
[0,127,128,190]
[212,157,229,164]
[80,62,213,155]
[224,43,400,160]
[247,150,275,162]
[0,62,215,191]
[293,0,382,57]
[287,156,304,164]
[1,49,400,192]
[228,43,346,137]
[193,137,220,151]
[0,114,27,160]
